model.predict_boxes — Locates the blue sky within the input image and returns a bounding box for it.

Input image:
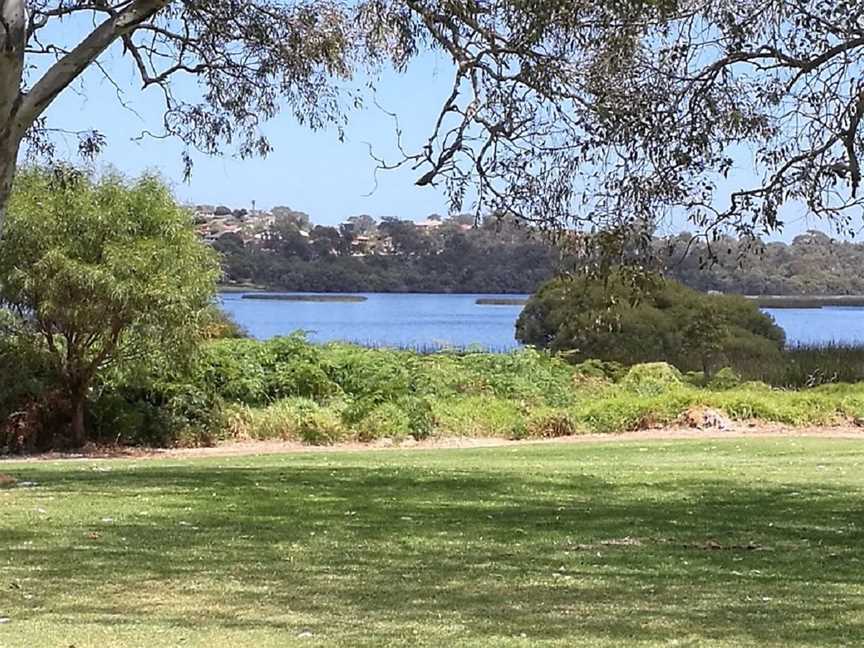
[32,19,842,240]
[37,29,455,226]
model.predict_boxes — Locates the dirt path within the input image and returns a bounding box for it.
[4,422,864,463]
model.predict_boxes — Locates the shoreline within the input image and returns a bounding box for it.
[219,286,864,309]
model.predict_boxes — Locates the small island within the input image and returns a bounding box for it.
[476,298,529,306]
[748,295,864,309]
[241,294,368,303]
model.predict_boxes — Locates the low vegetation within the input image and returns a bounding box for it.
[7,331,864,452]
[5,167,864,453]
[2,439,863,647]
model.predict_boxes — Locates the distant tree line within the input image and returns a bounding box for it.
[215,213,864,296]
[215,216,556,294]
[664,231,864,296]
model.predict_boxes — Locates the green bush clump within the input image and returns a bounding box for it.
[433,396,525,438]
[620,363,684,396]
[574,390,696,434]
[295,406,347,445]
[708,367,742,390]
[517,408,581,439]
[322,344,415,402]
[516,272,785,376]
[683,371,706,387]
[395,395,436,439]
[13,304,864,451]
[355,403,412,442]
[224,398,348,445]
[571,359,625,383]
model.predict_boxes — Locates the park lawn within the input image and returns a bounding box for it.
[1,439,864,647]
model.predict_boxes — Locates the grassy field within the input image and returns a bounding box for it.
[2,439,864,647]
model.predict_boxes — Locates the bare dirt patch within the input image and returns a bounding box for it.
[3,420,864,463]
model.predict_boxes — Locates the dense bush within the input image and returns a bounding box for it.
[355,403,412,442]
[620,363,684,396]
[0,168,219,448]
[516,273,786,376]
[9,322,864,452]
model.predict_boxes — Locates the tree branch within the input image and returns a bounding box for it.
[14,0,169,137]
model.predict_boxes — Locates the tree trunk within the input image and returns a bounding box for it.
[0,138,19,229]
[0,0,26,232]
[69,390,87,448]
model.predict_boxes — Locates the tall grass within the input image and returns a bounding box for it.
[66,333,864,450]
[734,343,864,387]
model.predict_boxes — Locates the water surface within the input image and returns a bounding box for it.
[220,292,528,350]
[220,293,864,350]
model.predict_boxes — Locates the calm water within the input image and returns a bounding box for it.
[219,293,864,350]
[219,293,530,350]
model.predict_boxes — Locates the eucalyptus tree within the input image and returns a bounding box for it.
[564,1,864,255]
[0,1,860,254]
[0,0,670,237]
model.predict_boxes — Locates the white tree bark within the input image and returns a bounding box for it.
[0,0,26,228]
[0,0,170,231]
[14,0,170,135]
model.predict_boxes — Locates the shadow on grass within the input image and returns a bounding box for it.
[3,456,864,645]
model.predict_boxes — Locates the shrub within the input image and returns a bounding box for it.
[0,167,220,447]
[223,398,348,444]
[683,371,706,387]
[266,361,341,401]
[516,272,785,374]
[620,363,684,396]
[396,395,436,439]
[572,359,625,382]
[708,367,742,390]
[200,305,247,339]
[518,408,581,439]
[296,407,347,445]
[432,396,525,438]
[573,390,696,433]
[355,403,412,442]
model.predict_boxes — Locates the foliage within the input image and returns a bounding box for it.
[355,403,411,442]
[0,167,220,446]
[11,322,864,450]
[516,273,786,374]
[199,305,247,340]
[571,359,625,383]
[560,4,864,247]
[0,0,691,256]
[217,216,555,294]
[620,363,684,397]
[708,368,743,391]
[746,343,864,388]
[225,223,864,295]
[518,408,581,439]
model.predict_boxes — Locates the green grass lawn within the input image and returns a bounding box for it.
[2,439,864,647]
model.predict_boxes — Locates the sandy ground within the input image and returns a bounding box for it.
[3,421,863,463]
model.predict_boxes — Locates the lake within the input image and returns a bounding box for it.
[219,292,864,350]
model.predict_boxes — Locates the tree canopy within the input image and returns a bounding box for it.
[0,167,219,446]
[0,1,858,258]
[516,273,786,376]
[0,0,653,230]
